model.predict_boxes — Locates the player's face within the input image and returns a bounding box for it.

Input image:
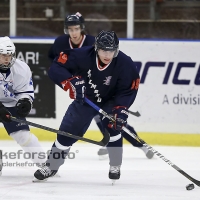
[98,49,115,64]
[68,25,82,44]
[0,54,12,66]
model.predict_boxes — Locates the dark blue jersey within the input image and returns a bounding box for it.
[48,46,140,108]
[48,34,95,61]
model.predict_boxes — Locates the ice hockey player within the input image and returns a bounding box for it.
[0,36,47,175]
[48,12,154,161]
[48,12,95,60]
[33,30,146,183]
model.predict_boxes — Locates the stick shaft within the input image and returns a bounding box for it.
[10,116,109,146]
[84,98,200,187]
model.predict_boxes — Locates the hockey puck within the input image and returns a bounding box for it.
[186,183,195,190]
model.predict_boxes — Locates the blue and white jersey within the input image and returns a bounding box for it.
[0,59,34,107]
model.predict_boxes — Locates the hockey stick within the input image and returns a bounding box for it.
[84,98,200,187]
[128,110,141,117]
[9,116,110,147]
[0,150,2,176]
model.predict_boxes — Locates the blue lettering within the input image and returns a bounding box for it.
[135,61,199,85]
[140,62,166,83]
[172,62,195,85]
[163,62,174,84]
[194,64,200,85]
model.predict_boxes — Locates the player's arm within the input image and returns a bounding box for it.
[48,51,85,103]
[114,57,140,108]
[48,37,60,62]
[112,64,140,131]
[114,71,140,108]
[48,49,78,88]
[13,64,34,117]
[48,44,55,61]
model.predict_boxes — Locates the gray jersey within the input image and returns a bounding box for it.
[0,59,34,107]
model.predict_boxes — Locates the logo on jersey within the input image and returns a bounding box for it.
[103,76,112,86]
[58,52,68,64]
[87,69,102,102]
[131,78,140,90]
[16,122,27,127]
[29,78,33,86]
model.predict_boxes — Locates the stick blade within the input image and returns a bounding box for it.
[134,111,141,117]
[99,129,110,146]
[129,110,141,117]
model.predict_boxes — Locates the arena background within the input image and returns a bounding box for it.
[0,0,200,146]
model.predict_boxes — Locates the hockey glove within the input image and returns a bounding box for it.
[112,106,129,131]
[16,98,32,118]
[0,102,11,123]
[61,76,86,104]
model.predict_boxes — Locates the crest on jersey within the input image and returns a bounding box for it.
[103,76,112,86]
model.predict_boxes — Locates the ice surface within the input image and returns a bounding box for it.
[0,140,200,200]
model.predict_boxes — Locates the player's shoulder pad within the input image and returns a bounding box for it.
[63,46,94,57]
[117,51,138,71]
[54,34,69,44]
[11,59,31,75]
[85,34,95,42]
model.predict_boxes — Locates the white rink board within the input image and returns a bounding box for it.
[120,40,200,134]
[8,39,200,134]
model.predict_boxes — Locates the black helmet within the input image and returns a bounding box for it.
[64,13,85,34]
[95,30,119,57]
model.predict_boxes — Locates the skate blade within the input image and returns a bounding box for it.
[32,177,48,183]
[98,155,108,160]
[52,172,61,178]
[111,180,116,185]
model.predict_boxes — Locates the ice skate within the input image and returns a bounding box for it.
[33,165,57,182]
[97,147,108,160]
[36,162,61,178]
[109,165,121,185]
[140,146,154,159]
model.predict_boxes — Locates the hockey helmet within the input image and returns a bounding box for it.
[0,36,16,70]
[95,30,119,57]
[64,12,85,34]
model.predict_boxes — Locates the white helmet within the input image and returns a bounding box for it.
[0,36,16,70]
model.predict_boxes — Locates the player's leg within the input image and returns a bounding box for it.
[10,130,47,165]
[3,107,47,167]
[96,119,154,159]
[33,101,97,181]
[94,114,109,159]
[101,103,122,182]
[122,124,154,159]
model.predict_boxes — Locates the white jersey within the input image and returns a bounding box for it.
[0,59,34,107]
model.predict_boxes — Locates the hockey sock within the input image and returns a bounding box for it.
[107,129,123,166]
[46,140,70,171]
[10,130,47,165]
